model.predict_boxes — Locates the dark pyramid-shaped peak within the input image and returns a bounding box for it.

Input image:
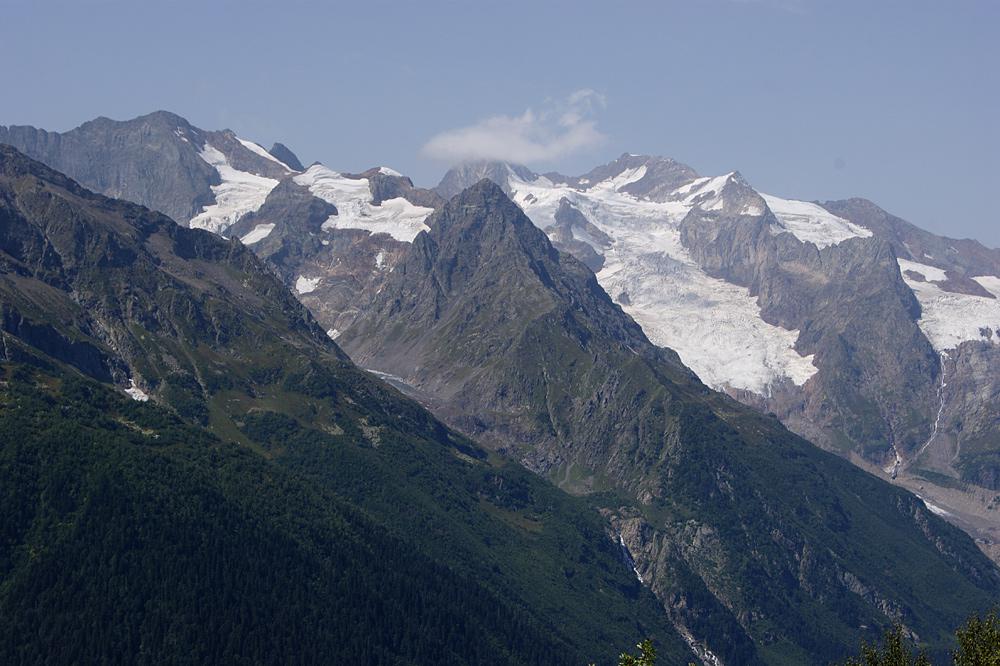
[372,178,573,322]
[431,178,539,238]
[341,178,680,397]
[268,142,305,171]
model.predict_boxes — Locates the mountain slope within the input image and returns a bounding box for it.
[0,361,583,665]
[0,145,697,664]
[268,141,305,171]
[341,180,1000,665]
[821,199,1000,477]
[230,164,439,334]
[677,195,939,465]
[432,155,1000,561]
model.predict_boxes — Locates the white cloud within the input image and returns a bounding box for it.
[421,89,607,165]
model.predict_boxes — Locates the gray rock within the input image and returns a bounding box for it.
[0,110,291,225]
[679,201,940,464]
[268,142,305,171]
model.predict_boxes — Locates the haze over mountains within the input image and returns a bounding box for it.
[2,111,999,664]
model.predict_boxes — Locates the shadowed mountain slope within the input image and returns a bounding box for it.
[342,180,1000,665]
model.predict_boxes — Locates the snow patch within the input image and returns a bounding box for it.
[294,165,433,242]
[898,260,1000,350]
[366,368,412,388]
[295,276,321,294]
[374,250,386,270]
[125,379,149,402]
[898,258,948,283]
[762,195,872,249]
[915,493,953,518]
[240,223,275,245]
[378,166,403,177]
[598,165,647,192]
[973,275,1000,298]
[675,174,730,211]
[189,144,279,234]
[237,137,294,171]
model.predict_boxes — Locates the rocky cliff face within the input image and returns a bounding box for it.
[678,202,940,466]
[0,110,291,225]
[818,198,1000,486]
[942,342,1000,490]
[268,141,305,171]
[341,180,1000,663]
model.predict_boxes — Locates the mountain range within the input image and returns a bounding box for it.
[0,144,700,664]
[428,155,1000,564]
[5,112,995,559]
[2,111,999,663]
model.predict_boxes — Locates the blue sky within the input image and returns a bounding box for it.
[2,0,997,245]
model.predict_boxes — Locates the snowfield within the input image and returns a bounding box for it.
[189,144,279,234]
[240,223,276,245]
[972,275,1000,298]
[897,259,1000,350]
[294,165,433,242]
[762,194,872,249]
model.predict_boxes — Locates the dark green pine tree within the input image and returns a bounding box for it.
[953,609,1000,666]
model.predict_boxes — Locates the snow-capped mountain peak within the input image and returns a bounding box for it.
[459,157,820,395]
